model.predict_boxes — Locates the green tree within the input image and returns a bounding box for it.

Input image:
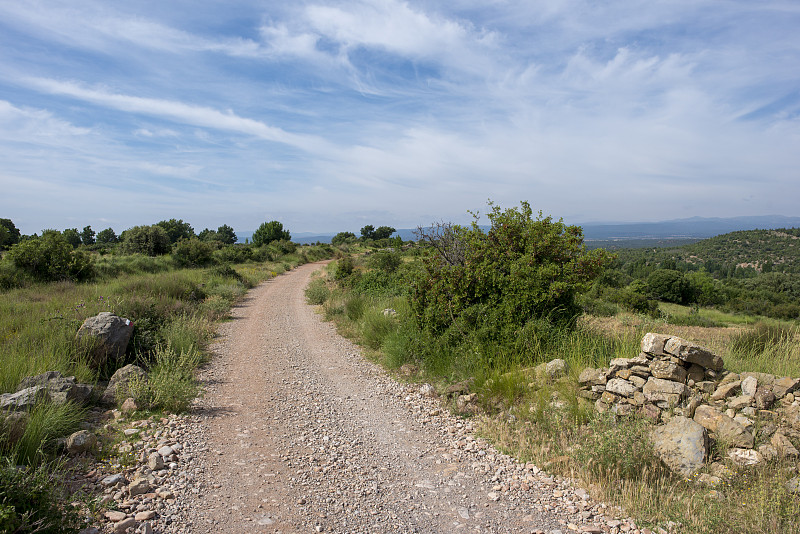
[412,201,609,341]
[6,232,94,281]
[216,224,237,245]
[172,238,215,267]
[360,225,375,240]
[331,231,356,246]
[81,225,95,245]
[252,221,290,246]
[197,228,218,242]
[647,269,693,304]
[62,228,82,248]
[373,226,396,240]
[156,219,195,244]
[96,227,118,244]
[0,218,21,250]
[120,225,171,256]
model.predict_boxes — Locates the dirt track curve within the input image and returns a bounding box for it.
[173,262,611,533]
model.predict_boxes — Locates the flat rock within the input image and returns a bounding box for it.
[605,378,638,398]
[650,361,687,382]
[664,337,723,371]
[711,381,741,401]
[651,416,707,477]
[641,333,671,356]
[0,386,48,411]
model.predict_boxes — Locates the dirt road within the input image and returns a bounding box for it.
[175,262,608,533]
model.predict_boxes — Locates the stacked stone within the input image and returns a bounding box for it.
[579,332,800,474]
[579,333,726,421]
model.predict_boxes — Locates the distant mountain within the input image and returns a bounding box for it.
[579,215,800,243]
[259,215,800,246]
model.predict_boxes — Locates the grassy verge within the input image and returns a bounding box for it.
[308,255,800,534]
[0,245,333,531]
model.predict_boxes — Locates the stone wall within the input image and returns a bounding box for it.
[579,333,800,474]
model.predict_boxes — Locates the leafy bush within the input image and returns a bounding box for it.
[5,233,94,283]
[367,250,402,273]
[213,245,252,264]
[252,221,290,246]
[0,459,85,533]
[647,269,693,304]
[129,345,201,413]
[334,256,355,280]
[120,225,171,256]
[172,238,215,267]
[305,278,330,305]
[411,202,609,343]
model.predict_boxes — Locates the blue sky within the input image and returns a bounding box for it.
[1,1,799,236]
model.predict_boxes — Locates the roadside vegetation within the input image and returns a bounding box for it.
[307,203,800,534]
[0,216,332,532]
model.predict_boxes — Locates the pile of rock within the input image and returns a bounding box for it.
[579,333,800,477]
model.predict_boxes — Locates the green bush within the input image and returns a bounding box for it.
[120,225,171,256]
[411,202,608,343]
[647,269,693,305]
[367,250,402,273]
[252,221,290,246]
[0,459,85,533]
[129,344,201,413]
[334,256,354,280]
[305,278,330,305]
[5,233,94,283]
[172,238,215,267]
[213,245,252,264]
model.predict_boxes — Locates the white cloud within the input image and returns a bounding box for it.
[23,77,335,154]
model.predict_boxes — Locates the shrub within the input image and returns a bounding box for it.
[213,245,252,264]
[129,344,200,413]
[368,250,402,273]
[172,238,215,267]
[647,269,693,305]
[305,278,330,305]
[6,233,94,282]
[120,225,171,256]
[411,202,609,343]
[334,256,355,280]
[0,459,85,533]
[252,221,290,246]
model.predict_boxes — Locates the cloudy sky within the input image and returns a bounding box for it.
[1,1,799,236]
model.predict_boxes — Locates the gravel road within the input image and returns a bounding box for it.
[164,262,626,534]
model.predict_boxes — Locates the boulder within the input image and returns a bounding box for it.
[0,386,48,411]
[664,337,723,371]
[76,312,133,369]
[101,364,146,405]
[17,371,93,405]
[652,416,707,477]
[693,405,754,448]
[753,387,776,410]
[0,412,27,445]
[770,433,799,458]
[544,359,568,380]
[66,430,97,455]
[711,380,741,401]
[787,477,800,495]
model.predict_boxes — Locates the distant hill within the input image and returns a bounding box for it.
[263,215,800,246]
[579,215,800,246]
